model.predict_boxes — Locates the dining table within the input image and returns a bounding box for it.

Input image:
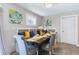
[24,32,57,54]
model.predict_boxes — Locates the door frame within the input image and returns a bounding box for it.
[60,15,78,46]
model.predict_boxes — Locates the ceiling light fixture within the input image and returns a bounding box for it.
[44,3,53,8]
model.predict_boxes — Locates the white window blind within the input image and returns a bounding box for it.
[26,15,37,26]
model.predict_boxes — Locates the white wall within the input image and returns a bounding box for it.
[0,10,3,54]
[0,3,43,54]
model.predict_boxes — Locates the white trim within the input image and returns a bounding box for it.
[60,15,78,46]
[76,44,79,47]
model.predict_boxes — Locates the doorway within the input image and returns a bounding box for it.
[60,15,78,45]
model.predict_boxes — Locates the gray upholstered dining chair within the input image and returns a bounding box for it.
[14,35,38,55]
[14,35,27,55]
[41,34,56,55]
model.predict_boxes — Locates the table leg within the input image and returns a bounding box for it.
[37,44,43,55]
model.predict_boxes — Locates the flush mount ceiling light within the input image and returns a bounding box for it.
[44,3,53,8]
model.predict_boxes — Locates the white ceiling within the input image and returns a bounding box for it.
[17,3,79,16]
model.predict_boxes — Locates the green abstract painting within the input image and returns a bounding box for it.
[45,19,52,27]
[9,9,23,24]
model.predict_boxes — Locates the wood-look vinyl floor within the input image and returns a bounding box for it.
[53,42,79,55]
[11,42,79,55]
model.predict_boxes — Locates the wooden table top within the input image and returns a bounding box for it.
[24,32,57,44]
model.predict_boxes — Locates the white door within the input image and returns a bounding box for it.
[61,15,78,45]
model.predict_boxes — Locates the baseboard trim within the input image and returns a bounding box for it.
[76,44,79,47]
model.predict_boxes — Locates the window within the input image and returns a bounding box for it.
[26,15,37,26]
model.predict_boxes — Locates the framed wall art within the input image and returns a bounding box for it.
[9,9,23,24]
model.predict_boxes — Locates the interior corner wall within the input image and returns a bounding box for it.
[0,3,42,54]
[42,16,60,42]
[42,10,79,44]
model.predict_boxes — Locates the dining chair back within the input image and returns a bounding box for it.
[14,35,27,55]
[41,33,56,55]
[49,34,56,51]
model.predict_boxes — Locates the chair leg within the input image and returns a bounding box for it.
[37,51,38,55]
[49,51,52,55]
[49,48,55,55]
[52,47,56,55]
